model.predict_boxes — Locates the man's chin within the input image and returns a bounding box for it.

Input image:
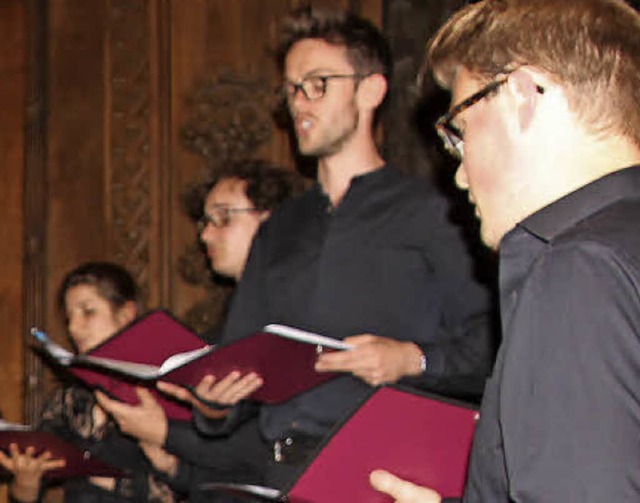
[211,264,238,281]
[297,142,320,157]
[480,226,501,251]
[481,222,514,251]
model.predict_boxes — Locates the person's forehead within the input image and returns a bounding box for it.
[65,284,104,306]
[284,38,352,78]
[205,178,250,207]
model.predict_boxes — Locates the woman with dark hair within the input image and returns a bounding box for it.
[0,262,178,502]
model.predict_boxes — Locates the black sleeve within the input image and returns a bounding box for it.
[163,417,267,489]
[408,308,499,402]
[218,223,271,344]
[401,194,499,403]
[164,419,216,465]
[191,227,268,437]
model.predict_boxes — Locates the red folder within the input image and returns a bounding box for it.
[0,425,122,480]
[157,330,340,405]
[68,310,207,421]
[202,386,478,501]
[35,311,341,421]
[289,386,477,501]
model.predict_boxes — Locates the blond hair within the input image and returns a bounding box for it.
[426,0,640,146]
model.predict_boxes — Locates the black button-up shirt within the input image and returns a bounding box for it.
[465,165,640,502]
[220,166,497,441]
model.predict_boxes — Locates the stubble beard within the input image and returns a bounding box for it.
[298,105,359,158]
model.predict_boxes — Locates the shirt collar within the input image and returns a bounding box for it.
[514,165,640,243]
[312,164,392,210]
[498,165,640,331]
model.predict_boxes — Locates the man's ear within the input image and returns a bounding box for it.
[507,67,545,131]
[357,73,388,110]
[259,210,271,222]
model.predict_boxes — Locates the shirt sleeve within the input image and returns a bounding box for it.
[501,241,640,501]
[218,223,271,344]
[402,194,499,402]
[190,225,269,436]
[164,419,213,464]
[410,308,499,402]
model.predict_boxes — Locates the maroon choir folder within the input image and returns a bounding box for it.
[31,310,208,421]
[33,311,345,421]
[201,386,478,502]
[0,422,122,479]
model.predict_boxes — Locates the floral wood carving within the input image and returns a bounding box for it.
[107,0,153,299]
[180,72,274,170]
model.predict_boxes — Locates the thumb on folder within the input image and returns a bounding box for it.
[315,334,425,386]
[158,371,263,419]
[370,469,442,503]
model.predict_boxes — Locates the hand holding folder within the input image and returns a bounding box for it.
[31,311,210,421]
[0,420,121,480]
[369,470,443,503]
[32,311,351,420]
[199,386,478,502]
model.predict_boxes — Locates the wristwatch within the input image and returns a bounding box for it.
[420,352,428,373]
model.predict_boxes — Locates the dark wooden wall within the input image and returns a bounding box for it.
[0,0,27,421]
[0,1,476,499]
[1,0,387,423]
[0,5,26,501]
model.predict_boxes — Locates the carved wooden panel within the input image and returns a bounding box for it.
[106,0,154,299]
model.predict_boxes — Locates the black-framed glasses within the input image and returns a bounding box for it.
[279,74,370,102]
[198,206,260,231]
[435,73,511,160]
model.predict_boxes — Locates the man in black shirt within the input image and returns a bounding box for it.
[372,0,640,501]
[181,6,497,491]
[98,7,497,499]
[95,160,305,495]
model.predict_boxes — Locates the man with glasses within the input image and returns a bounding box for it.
[168,5,498,493]
[95,159,305,497]
[195,159,304,283]
[372,0,640,501]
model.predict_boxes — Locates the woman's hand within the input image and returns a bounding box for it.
[0,443,65,502]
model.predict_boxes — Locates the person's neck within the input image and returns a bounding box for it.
[527,134,640,217]
[569,133,639,185]
[316,137,384,207]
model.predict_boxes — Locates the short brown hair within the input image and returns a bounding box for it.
[277,6,392,80]
[425,0,640,146]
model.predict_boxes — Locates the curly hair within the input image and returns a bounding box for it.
[184,159,306,221]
